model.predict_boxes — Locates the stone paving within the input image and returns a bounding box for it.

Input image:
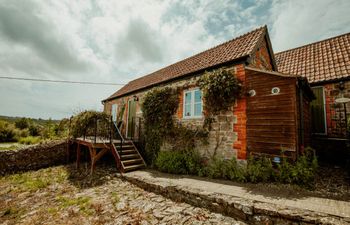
[124,170,350,224]
[0,164,245,225]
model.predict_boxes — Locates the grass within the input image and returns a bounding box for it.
[57,196,93,215]
[0,167,69,193]
[0,142,24,151]
[110,192,120,204]
[18,136,41,145]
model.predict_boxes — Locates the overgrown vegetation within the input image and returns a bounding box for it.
[141,87,179,164]
[142,69,318,186]
[69,110,109,138]
[197,68,242,128]
[0,116,68,145]
[155,147,318,187]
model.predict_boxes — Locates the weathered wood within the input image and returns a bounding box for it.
[76,143,81,169]
[246,69,298,158]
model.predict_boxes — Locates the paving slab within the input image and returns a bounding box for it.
[124,169,350,224]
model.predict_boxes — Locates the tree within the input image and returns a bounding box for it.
[15,118,29,129]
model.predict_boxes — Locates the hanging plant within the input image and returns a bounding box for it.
[197,68,242,116]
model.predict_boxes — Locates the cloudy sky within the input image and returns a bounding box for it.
[0,0,349,119]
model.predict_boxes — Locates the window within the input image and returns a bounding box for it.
[183,89,202,118]
[111,104,118,122]
[311,87,327,134]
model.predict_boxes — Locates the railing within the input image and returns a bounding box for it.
[74,116,111,144]
[110,117,125,154]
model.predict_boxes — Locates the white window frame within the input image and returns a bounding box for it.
[311,86,327,135]
[183,88,203,119]
[111,104,118,122]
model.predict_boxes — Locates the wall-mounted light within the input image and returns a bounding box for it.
[133,95,139,101]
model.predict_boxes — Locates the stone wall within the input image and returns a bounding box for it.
[0,140,67,175]
[104,64,244,160]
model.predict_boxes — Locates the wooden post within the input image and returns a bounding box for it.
[89,146,96,175]
[76,143,81,169]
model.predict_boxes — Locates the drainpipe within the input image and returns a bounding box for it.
[298,81,305,157]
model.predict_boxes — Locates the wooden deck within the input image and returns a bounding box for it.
[70,136,146,174]
[70,137,120,174]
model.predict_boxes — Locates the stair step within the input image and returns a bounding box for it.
[122,158,143,166]
[121,154,139,160]
[120,146,134,150]
[124,164,144,172]
[118,149,137,155]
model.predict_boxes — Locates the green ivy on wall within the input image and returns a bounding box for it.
[141,87,179,165]
[197,68,242,116]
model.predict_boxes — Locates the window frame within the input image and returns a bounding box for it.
[311,86,327,135]
[111,104,118,122]
[183,88,203,119]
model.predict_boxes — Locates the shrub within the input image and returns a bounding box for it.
[70,111,109,138]
[155,151,188,174]
[0,120,17,142]
[15,118,29,129]
[246,157,275,183]
[18,136,41,145]
[277,147,318,186]
[28,124,41,136]
[155,149,202,175]
[201,157,246,182]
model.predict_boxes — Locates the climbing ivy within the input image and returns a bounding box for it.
[141,87,179,165]
[197,68,242,116]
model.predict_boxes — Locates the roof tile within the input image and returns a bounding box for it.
[276,32,350,83]
[105,26,266,100]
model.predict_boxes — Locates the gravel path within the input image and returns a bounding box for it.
[0,164,245,225]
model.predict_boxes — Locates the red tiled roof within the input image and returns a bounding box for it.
[104,26,267,101]
[275,32,350,84]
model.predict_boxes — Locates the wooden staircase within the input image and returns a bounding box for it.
[110,141,146,173]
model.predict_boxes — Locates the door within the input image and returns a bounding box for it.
[127,99,136,138]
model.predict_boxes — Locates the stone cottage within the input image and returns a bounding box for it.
[275,32,350,163]
[102,26,314,161]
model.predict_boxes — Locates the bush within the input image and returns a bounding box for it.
[15,118,29,129]
[18,136,41,145]
[155,149,202,175]
[0,120,17,142]
[200,157,246,182]
[70,111,109,138]
[277,148,318,186]
[155,147,318,187]
[246,157,275,183]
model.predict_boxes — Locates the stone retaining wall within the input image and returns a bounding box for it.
[0,140,67,175]
[124,175,348,225]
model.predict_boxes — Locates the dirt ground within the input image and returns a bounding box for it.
[0,163,245,225]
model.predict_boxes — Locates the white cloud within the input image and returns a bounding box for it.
[270,0,350,52]
[0,0,348,119]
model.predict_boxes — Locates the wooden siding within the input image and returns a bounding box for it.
[246,69,298,158]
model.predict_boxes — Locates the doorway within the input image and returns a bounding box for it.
[127,99,136,138]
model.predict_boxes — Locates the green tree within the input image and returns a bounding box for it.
[15,118,29,129]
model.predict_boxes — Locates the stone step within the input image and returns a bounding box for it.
[122,158,143,166]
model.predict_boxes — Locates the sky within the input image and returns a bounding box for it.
[0,0,349,120]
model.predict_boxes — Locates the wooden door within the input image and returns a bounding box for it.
[127,100,136,138]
